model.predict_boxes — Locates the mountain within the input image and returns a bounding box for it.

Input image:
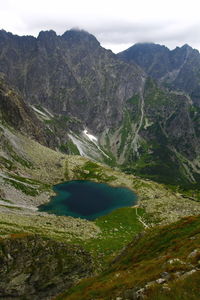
[117,43,200,106]
[0,29,143,132]
[1,88,200,298]
[0,29,200,188]
[0,50,200,299]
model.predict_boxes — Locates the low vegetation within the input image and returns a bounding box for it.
[82,207,145,266]
[57,214,200,300]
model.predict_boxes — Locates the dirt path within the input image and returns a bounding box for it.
[135,206,149,229]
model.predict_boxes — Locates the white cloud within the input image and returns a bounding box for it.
[0,0,200,52]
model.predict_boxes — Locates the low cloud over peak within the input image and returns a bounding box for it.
[1,0,200,53]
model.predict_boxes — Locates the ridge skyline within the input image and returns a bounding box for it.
[0,27,199,54]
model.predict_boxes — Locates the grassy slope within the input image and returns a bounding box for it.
[1,125,200,277]
[82,207,145,266]
[57,214,200,300]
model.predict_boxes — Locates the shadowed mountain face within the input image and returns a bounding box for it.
[0,29,200,186]
[0,29,144,133]
[118,43,200,106]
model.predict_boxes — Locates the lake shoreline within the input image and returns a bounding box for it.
[38,180,137,220]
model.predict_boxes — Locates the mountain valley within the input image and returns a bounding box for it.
[0,28,200,299]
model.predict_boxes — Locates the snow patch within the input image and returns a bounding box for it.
[31,106,52,120]
[83,129,98,142]
[83,129,110,158]
[68,130,110,160]
[31,106,49,117]
[42,107,54,118]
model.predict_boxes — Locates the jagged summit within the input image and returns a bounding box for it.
[37,29,57,40]
[62,28,100,47]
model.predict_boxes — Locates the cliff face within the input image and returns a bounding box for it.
[0,76,56,147]
[0,234,95,299]
[0,29,144,133]
[118,43,200,106]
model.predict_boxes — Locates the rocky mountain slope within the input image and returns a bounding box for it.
[0,29,200,186]
[0,29,200,187]
[0,29,143,132]
[0,76,55,147]
[118,43,200,106]
[56,214,200,300]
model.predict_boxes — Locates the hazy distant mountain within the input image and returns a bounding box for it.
[118,43,200,106]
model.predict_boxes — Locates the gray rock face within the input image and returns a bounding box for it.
[0,29,144,133]
[0,76,57,149]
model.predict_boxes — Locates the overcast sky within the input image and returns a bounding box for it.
[1,0,200,53]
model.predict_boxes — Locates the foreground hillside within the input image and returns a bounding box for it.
[0,234,95,299]
[57,214,200,300]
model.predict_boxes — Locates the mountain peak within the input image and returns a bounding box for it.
[182,43,192,49]
[62,28,100,46]
[37,30,57,40]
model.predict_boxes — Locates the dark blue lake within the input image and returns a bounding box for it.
[38,180,137,220]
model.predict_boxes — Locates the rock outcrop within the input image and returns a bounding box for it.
[0,76,55,147]
[0,234,95,299]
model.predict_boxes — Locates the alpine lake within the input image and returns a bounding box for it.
[38,180,137,220]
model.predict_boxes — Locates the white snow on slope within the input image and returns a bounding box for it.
[31,106,52,120]
[83,129,98,142]
[31,106,49,117]
[68,130,110,160]
[42,107,54,118]
[83,129,110,158]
